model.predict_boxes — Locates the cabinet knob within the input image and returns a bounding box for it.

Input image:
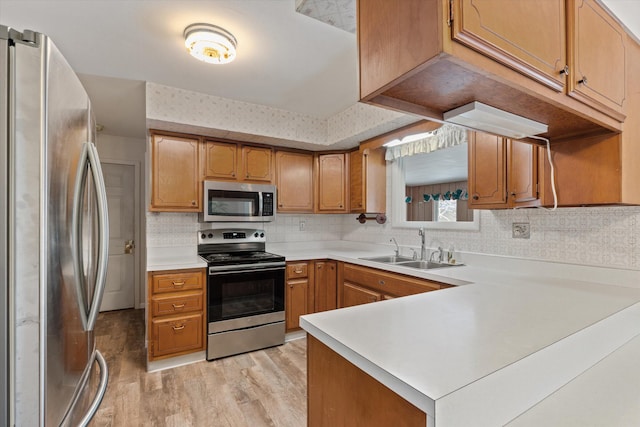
[246,173,249,178]
[578,76,588,85]
[339,204,343,208]
[559,65,569,76]
[510,192,516,197]
[378,280,385,285]
[191,200,196,205]
[231,172,236,177]
[472,194,479,201]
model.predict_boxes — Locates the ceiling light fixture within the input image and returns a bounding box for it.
[443,101,548,140]
[183,23,237,64]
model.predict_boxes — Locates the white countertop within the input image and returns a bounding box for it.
[285,241,640,427]
[147,246,207,271]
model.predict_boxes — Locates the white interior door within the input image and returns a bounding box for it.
[101,163,135,311]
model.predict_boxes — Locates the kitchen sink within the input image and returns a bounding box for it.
[359,255,414,263]
[395,260,460,270]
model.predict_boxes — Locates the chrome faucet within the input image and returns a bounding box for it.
[418,228,426,260]
[391,237,400,257]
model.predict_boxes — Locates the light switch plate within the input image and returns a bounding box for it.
[512,222,530,239]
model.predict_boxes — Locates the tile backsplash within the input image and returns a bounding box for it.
[147,206,640,270]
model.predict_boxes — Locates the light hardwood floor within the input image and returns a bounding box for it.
[90,309,307,427]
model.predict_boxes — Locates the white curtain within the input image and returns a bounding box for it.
[385,124,467,161]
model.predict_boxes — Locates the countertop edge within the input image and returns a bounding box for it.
[299,316,436,416]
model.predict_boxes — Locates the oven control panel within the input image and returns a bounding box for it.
[198,228,266,245]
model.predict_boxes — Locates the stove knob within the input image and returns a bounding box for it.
[201,233,206,239]
[254,232,259,238]
[208,233,213,238]
[260,232,264,238]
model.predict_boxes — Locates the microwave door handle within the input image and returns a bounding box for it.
[71,143,90,331]
[85,142,109,332]
[258,191,263,217]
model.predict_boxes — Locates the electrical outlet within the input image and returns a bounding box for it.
[512,222,530,239]
[299,220,306,231]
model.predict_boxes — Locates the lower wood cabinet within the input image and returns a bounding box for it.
[338,263,451,308]
[285,260,338,331]
[286,262,313,331]
[148,268,206,361]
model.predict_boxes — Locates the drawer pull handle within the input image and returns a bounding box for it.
[172,281,185,288]
[172,303,186,309]
[294,269,303,274]
[378,280,385,285]
[172,324,185,331]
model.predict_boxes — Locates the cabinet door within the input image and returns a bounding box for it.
[316,153,347,212]
[341,282,381,308]
[242,146,273,182]
[203,140,238,180]
[150,134,201,211]
[314,261,337,313]
[568,0,626,120]
[507,139,539,207]
[452,0,566,92]
[276,151,314,212]
[468,132,507,208]
[286,278,309,331]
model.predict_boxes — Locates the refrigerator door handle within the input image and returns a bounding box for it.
[86,142,109,331]
[76,350,109,427]
[71,143,91,330]
[71,142,109,331]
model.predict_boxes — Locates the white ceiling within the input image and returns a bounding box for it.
[2,0,639,145]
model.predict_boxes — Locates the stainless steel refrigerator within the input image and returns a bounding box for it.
[1,25,109,426]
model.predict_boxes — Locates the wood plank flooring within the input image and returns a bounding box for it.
[90,309,307,427]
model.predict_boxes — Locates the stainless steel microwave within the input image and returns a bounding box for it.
[200,181,276,222]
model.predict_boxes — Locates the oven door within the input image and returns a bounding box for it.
[208,265,285,334]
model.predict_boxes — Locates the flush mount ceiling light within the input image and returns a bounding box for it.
[183,23,237,64]
[443,101,548,139]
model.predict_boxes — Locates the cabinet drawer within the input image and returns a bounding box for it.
[287,262,308,279]
[151,269,203,294]
[151,291,203,317]
[151,312,203,358]
[344,264,443,297]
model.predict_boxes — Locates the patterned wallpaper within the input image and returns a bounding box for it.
[145,82,417,150]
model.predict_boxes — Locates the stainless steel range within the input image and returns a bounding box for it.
[198,229,285,360]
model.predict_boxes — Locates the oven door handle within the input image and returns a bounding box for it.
[208,267,285,275]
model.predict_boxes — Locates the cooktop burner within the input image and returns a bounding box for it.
[197,229,285,266]
[202,251,285,265]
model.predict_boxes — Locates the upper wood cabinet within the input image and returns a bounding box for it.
[315,153,348,213]
[241,145,273,182]
[203,140,273,183]
[567,0,626,121]
[150,133,201,212]
[357,0,626,140]
[275,150,314,212]
[468,132,540,209]
[453,0,566,92]
[350,148,386,213]
[203,140,237,180]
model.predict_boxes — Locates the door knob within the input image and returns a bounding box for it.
[124,239,135,254]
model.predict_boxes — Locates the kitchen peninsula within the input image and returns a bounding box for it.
[286,243,640,427]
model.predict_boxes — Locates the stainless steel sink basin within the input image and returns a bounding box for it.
[359,255,414,263]
[395,260,460,270]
